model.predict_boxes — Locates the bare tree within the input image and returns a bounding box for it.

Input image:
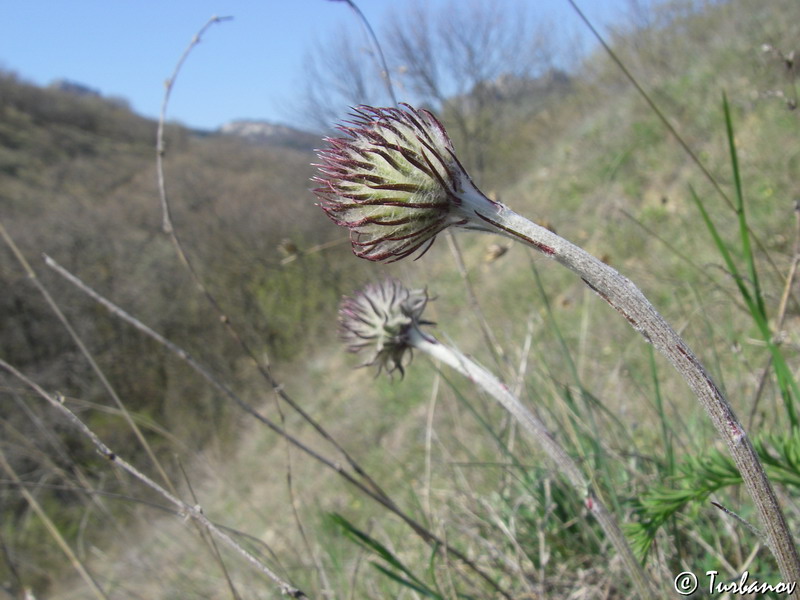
[298,0,565,181]
[300,32,393,131]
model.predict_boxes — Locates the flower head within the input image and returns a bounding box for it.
[338,279,432,377]
[313,103,497,262]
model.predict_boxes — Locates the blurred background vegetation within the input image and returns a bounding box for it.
[1,0,799,597]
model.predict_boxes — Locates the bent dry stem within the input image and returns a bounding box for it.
[407,328,654,598]
[476,203,800,588]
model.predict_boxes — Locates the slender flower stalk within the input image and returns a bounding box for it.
[339,279,654,598]
[317,104,800,588]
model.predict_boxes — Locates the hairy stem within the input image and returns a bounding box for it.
[409,329,654,599]
[471,203,800,590]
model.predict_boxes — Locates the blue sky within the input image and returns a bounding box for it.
[0,0,630,131]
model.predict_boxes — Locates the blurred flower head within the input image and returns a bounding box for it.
[313,103,497,262]
[339,279,432,377]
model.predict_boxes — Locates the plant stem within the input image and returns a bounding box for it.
[472,203,800,590]
[409,329,655,599]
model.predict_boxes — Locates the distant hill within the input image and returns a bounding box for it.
[9,72,320,152]
[217,119,320,151]
[49,78,102,98]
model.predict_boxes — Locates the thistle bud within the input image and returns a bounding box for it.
[313,103,497,262]
[338,279,432,377]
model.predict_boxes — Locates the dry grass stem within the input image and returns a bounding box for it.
[43,256,514,599]
[0,358,310,599]
[0,220,176,495]
[0,448,109,600]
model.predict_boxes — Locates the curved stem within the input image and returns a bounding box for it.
[409,329,655,599]
[470,203,800,590]
[335,0,397,106]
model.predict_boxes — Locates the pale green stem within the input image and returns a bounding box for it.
[408,328,655,599]
[467,202,800,591]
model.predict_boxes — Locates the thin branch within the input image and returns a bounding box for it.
[0,358,309,599]
[328,0,398,105]
[0,447,110,600]
[157,15,232,234]
[0,220,176,494]
[42,254,367,486]
[153,13,393,508]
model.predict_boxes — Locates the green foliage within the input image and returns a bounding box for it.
[629,428,800,561]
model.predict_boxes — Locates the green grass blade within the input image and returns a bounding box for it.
[328,513,427,587]
[689,185,752,306]
[371,564,444,598]
[329,513,476,598]
[723,94,767,320]
[722,97,800,423]
[690,185,799,425]
[647,346,675,477]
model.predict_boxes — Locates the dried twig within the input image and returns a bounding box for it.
[0,358,310,599]
[0,448,109,600]
[154,12,394,510]
[0,219,175,494]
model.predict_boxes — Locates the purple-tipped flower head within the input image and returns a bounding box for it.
[339,279,432,377]
[314,103,497,262]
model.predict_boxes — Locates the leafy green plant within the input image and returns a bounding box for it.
[630,427,800,561]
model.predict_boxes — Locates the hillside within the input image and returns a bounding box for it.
[217,120,320,151]
[3,0,800,597]
[0,70,374,595]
